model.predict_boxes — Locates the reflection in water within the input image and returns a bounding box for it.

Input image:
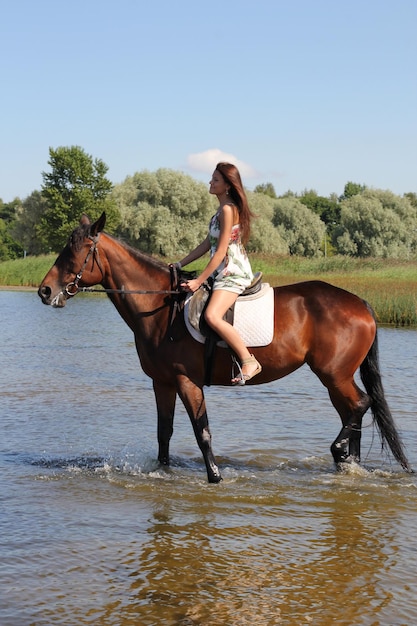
[100,476,405,626]
[277,483,395,625]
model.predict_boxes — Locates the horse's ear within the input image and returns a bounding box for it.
[90,212,106,237]
[80,214,91,226]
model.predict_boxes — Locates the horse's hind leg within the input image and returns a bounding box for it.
[326,379,372,465]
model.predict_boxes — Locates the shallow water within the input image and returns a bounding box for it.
[1,291,416,625]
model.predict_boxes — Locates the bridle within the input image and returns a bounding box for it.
[64,234,182,298]
[64,234,104,297]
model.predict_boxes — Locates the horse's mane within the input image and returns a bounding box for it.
[108,233,169,271]
[69,223,168,272]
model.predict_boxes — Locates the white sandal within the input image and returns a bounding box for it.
[231,355,262,386]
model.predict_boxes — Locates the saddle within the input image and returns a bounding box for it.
[188,271,264,335]
[183,272,274,385]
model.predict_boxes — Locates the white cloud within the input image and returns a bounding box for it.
[186,149,258,179]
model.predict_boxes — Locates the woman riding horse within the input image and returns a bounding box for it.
[38,213,411,482]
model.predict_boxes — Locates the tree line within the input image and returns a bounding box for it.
[1,145,416,261]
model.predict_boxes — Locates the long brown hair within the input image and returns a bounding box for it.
[215,162,254,245]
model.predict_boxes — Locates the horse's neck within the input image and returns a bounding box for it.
[101,235,171,334]
[101,234,169,288]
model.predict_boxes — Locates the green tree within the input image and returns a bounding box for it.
[12,191,51,255]
[0,197,21,222]
[39,146,119,251]
[335,189,417,258]
[246,191,288,254]
[0,198,24,259]
[0,218,24,260]
[254,182,277,198]
[339,181,366,201]
[299,189,340,225]
[112,169,216,257]
[404,192,417,209]
[272,197,326,256]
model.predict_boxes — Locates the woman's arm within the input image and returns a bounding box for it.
[182,204,234,291]
[178,235,211,268]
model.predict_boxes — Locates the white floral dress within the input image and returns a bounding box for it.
[208,209,253,294]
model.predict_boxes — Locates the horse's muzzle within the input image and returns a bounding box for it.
[38,285,67,308]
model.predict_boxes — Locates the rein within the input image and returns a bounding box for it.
[77,286,180,295]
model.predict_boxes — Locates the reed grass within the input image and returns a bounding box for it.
[0,254,57,287]
[256,256,417,327]
[177,254,417,326]
[1,253,416,326]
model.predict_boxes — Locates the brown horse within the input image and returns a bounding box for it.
[38,213,411,482]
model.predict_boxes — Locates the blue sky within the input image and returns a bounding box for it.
[1,0,416,202]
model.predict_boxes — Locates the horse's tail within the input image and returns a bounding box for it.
[360,309,411,472]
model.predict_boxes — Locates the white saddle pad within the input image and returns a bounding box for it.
[184,283,274,347]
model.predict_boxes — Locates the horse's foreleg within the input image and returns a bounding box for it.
[176,377,222,483]
[327,381,371,466]
[153,380,177,467]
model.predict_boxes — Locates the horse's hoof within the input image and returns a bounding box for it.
[335,455,361,471]
[208,472,223,484]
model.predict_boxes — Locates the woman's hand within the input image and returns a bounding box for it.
[181,278,202,293]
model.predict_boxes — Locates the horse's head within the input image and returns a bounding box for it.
[38,212,107,307]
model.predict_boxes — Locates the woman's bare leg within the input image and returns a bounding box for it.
[204,290,260,381]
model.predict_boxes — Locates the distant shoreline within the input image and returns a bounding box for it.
[0,285,37,291]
